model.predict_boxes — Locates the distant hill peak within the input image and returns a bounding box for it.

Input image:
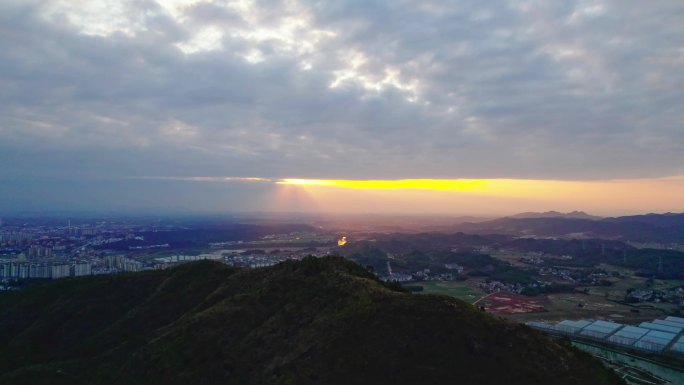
[509,211,602,220]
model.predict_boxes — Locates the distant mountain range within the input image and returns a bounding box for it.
[0,258,621,385]
[456,212,684,243]
[509,211,602,220]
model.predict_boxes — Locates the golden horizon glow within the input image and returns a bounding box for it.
[276,178,490,192]
[269,176,684,215]
[274,177,608,198]
[136,175,684,215]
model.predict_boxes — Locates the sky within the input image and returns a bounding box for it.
[1,0,683,216]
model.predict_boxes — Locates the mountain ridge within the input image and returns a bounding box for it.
[509,211,602,220]
[455,212,684,242]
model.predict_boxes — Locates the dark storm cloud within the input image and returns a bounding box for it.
[1,0,683,189]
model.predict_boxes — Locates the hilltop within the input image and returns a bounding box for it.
[0,257,622,385]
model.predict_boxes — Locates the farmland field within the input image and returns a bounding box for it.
[411,281,482,303]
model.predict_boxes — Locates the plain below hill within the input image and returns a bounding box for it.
[0,258,623,385]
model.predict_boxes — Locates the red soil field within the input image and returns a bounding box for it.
[475,292,546,315]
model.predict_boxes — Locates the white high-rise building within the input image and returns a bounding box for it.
[51,264,71,279]
[73,262,92,277]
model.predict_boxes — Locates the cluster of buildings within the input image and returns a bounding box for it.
[153,250,318,270]
[380,269,457,283]
[0,254,146,283]
[102,255,143,273]
[478,279,553,295]
[444,263,464,273]
[528,316,684,355]
[627,287,684,306]
[0,261,92,280]
[377,261,468,283]
[479,280,528,294]
[520,256,544,265]
[226,255,293,268]
[223,252,310,268]
[27,245,53,258]
[1,220,165,278]
[258,232,336,244]
[0,231,34,244]
[154,254,223,269]
[538,267,576,281]
[0,219,344,289]
[379,272,414,282]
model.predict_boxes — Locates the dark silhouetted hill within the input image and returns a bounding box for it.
[604,212,684,227]
[0,258,622,385]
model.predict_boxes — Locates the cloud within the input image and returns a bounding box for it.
[133,176,272,182]
[1,0,683,212]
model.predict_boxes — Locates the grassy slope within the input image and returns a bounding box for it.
[0,257,623,385]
